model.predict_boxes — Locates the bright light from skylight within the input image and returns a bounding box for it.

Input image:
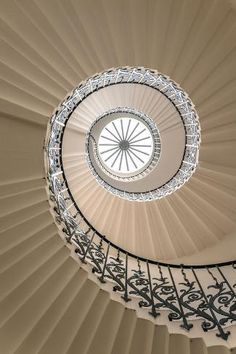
[98,117,154,174]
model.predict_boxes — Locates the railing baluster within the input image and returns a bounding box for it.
[168,266,193,331]
[192,267,230,340]
[121,253,131,302]
[80,232,95,264]
[98,242,110,283]
[146,261,159,318]
[217,266,236,297]
[64,221,73,243]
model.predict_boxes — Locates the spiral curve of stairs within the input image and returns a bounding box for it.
[1,0,236,353]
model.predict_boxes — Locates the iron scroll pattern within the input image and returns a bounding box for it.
[45,67,235,340]
[46,171,236,341]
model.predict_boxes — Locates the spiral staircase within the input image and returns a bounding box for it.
[1,0,236,353]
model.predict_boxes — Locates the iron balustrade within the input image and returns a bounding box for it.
[45,67,235,340]
[46,170,236,341]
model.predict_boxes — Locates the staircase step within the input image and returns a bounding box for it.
[0,201,49,233]
[151,325,169,354]
[111,308,137,354]
[66,290,110,354]
[0,256,77,354]
[129,317,154,354]
[0,212,54,255]
[15,267,87,354]
[0,246,69,327]
[86,299,125,354]
[38,273,100,354]
[0,234,64,301]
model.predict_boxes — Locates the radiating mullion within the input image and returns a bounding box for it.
[126,150,137,169]
[130,136,151,144]
[128,128,146,143]
[127,122,139,141]
[130,144,151,147]
[112,121,123,141]
[101,135,120,144]
[120,119,125,140]
[100,146,120,154]
[129,148,144,163]
[119,150,124,171]
[105,127,120,142]
[105,147,120,162]
[124,151,129,171]
[125,119,131,140]
[111,149,122,167]
[99,143,119,146]
[129,146,149,156]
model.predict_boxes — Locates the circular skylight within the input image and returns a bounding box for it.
[98,117,154,174]
[86,107,161,182]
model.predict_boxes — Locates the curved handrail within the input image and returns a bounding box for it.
[46,172,236,341]
[45,67,236,340]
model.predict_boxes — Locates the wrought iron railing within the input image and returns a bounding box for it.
[45,168,236,341]
[45,67,235,340]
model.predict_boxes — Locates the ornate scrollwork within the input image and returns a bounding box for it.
[47,160,235,340]
[45,67,235,339]
[106,256,126,293]
[127,268,153,309]
[87,242,105,275]
[47,189,236,340]
[152,267,184,325]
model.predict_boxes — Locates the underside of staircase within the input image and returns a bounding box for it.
[0,0,236,353]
